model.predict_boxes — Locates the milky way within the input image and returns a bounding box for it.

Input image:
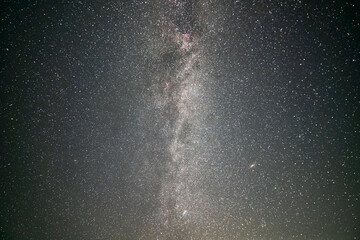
[1,1,359,239]
[138,1,219,236]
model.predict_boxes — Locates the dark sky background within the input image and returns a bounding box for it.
[1,1,359,239]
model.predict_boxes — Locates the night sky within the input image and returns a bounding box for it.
[1,1,360,239]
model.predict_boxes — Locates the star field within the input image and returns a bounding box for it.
[1,1,359,239]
